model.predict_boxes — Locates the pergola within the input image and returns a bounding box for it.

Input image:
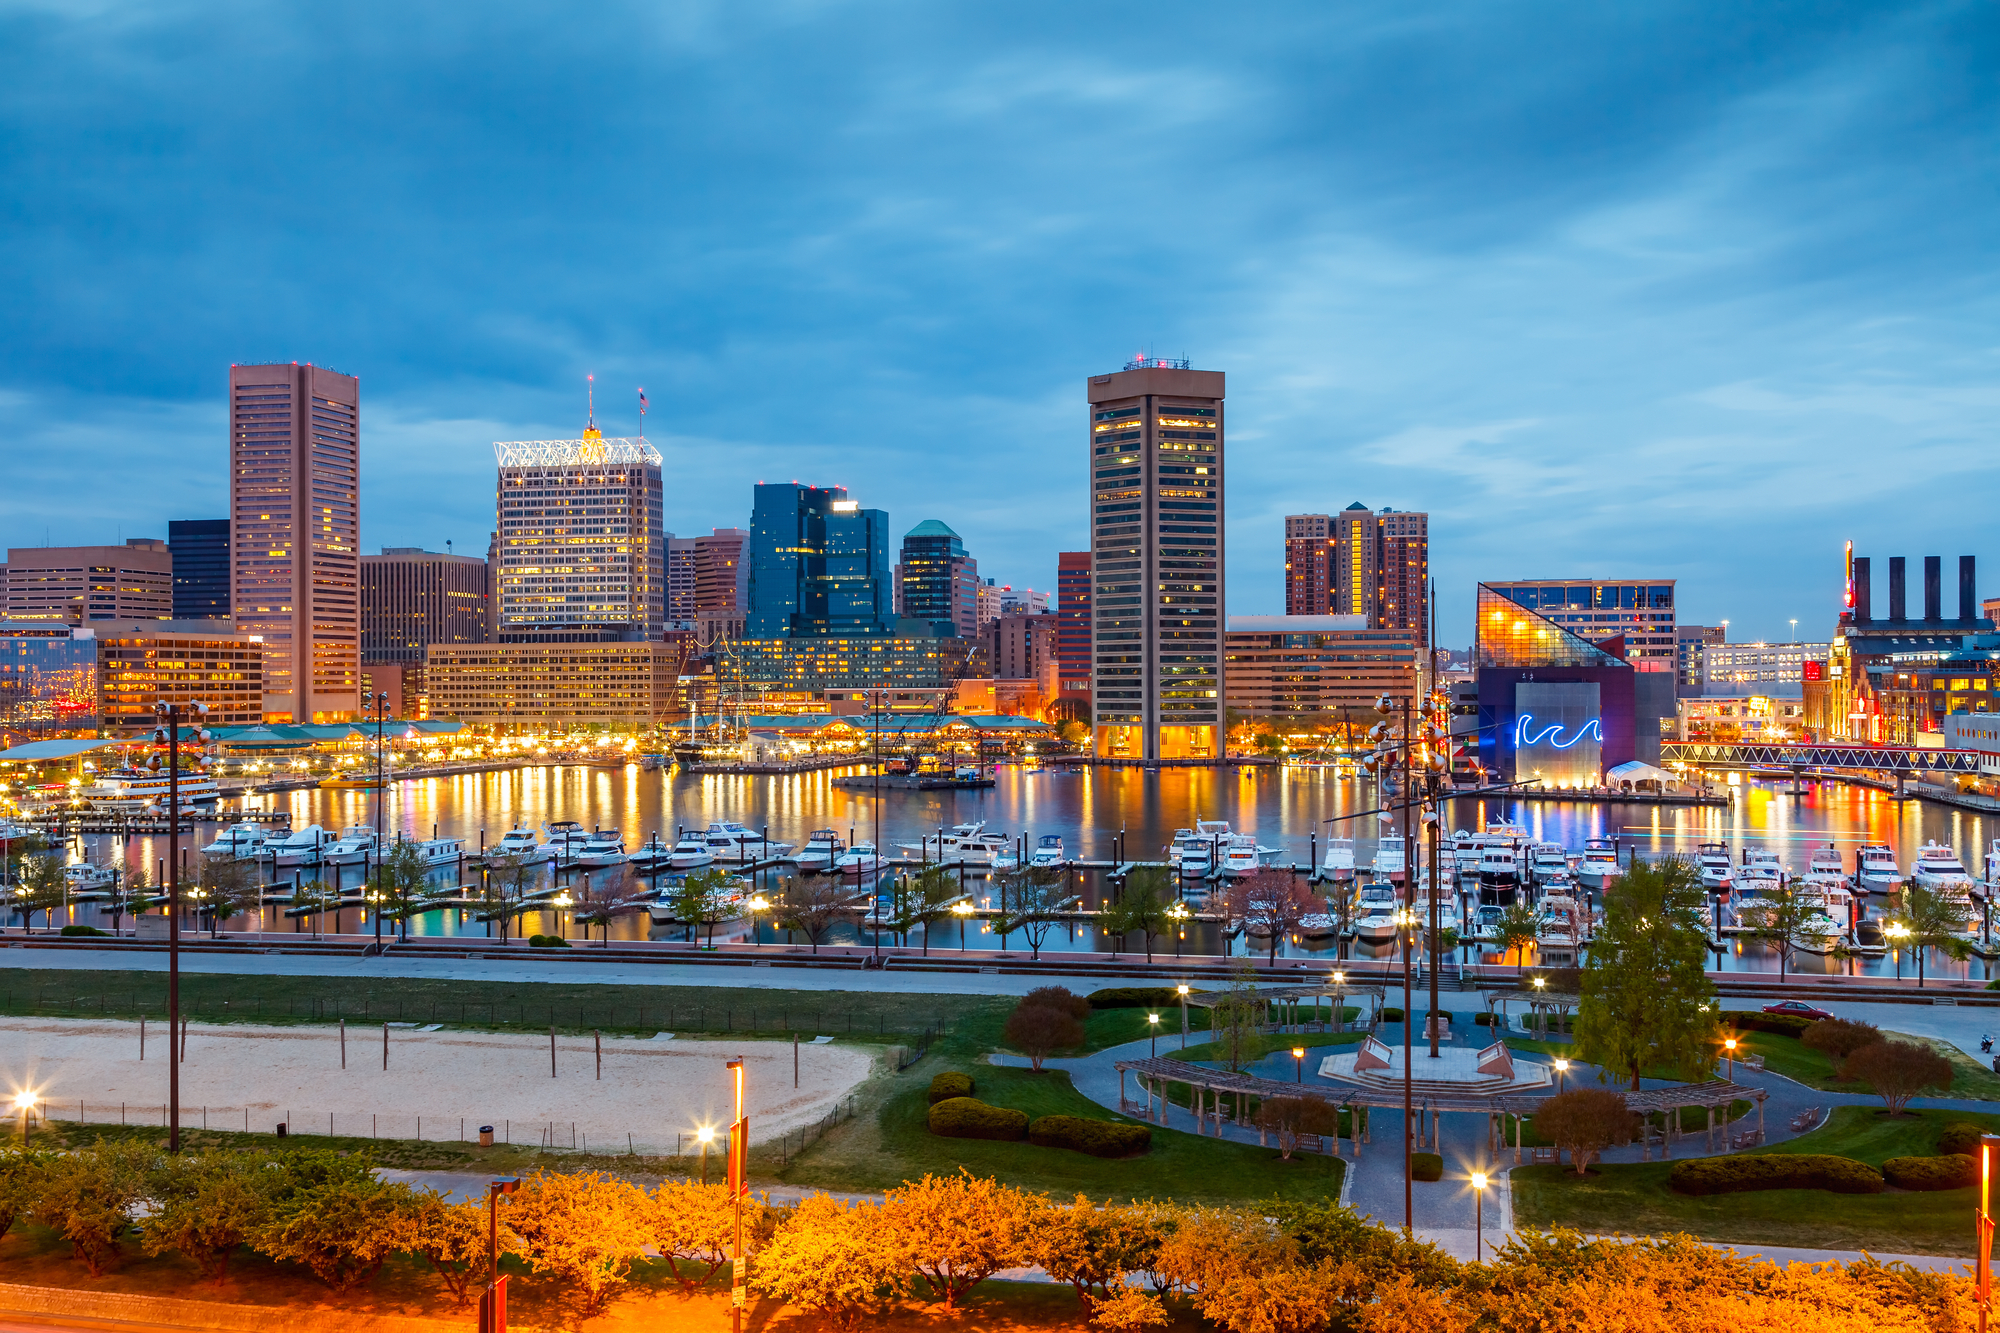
[1495,1079,1766,1161]
[1485,988,1580,1039]
[1178,982,1391,1034]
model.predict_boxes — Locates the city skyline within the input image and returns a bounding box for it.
[3,4,1996,648]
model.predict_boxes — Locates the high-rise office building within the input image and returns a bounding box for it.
[4,541,173,622]
[493,417,665,643]
[1286,505,1428,644]
[168,520,231,621]
[746,484,894,638]
[896,520,978,637]
[1482,578,1677,672]
[1055,549,1091,686]
[665,535,698,628]
[694,528,750,641]
[360,548,492,663]
[229,362,361,723]
[1088,358,1225,761]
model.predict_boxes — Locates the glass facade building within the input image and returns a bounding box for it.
[1481,578,1675,671]
[0,625,98,734]
[746,483,894,639]
[168,520,231,621]
[896,520,977,637]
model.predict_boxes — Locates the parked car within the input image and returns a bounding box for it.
[1762,1000,1834,1021]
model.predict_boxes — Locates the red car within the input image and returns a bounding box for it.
[1763,1000,1834,1021]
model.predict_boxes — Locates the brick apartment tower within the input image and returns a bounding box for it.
[1088,359,1225,761]
[1055,550,1092,717]
[229,363,361,722]
[1286,504,1429,648]
[1284,515,1333,615]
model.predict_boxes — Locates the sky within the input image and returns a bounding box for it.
[1,0,1995,648]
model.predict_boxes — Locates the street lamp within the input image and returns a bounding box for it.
[953,900,972,953]
[1333,970,1346,1032]
[749,895,769,947]
[697,1125,715,1185]
[1885,921,1911,982]
[1470,1171,1489,1263]
[1554,1057,1570,1093]
[1723,1036,1737,1081]
[481,1176,519,1333]
[1169,902,1189,957]
[151,697,207,1155]
[1147,1012,1160,1057]
[14,1089,34,1145]
[1177,984,1190,1048]
[1293,1046,1305,1083]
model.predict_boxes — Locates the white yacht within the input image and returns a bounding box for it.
[545,821,589,863]
[322,825,377,867]
[63,863,117,896]
[1987,839,2000,895]
[1221,834,1262,877]
[1029,835,1065,868]
[629,834,672,872]
[990,844,1020,872]
[1856,843,1901,893]
[203,823,269,860]
[1576,838,1620,890]
[1353,882,1402,942]
[1451,830,1483,883]
[1797,877,1855,949]
[1536,891,1585,948]
[796,829,845,872]
[1299,911,1339,939]
[1527,842,1571,887]
[1476,841,1523,904]
[572,830,624,868]
[1912,841,1973,892]
[269,825,330,868]
[1804,844,1848,887]
[1694,843,1734,893]
[667,835,714,870]
[490,827,552,864]
[959,832,1016,866]
[411,836,465,867]
[1320,835,1356,882]
[895,821,986,859]
[834,841,884,876]
[1372,834,1407,884]
[1179,838,1214,878]
[1166,828,1202,868]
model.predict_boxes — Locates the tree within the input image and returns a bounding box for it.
[1253,1095,1343,1161]
[1030,1195,1167,1306]
[1736,883,1825,982]
[397,1189,487,1306]
[1532,1089,1635,1176]
[1801,1018,1882,1064]
[1210,961,1267,1073]
[1101,866,1173,962]
[1574,857,1719,1090]
[28,1140,152,1276]
[675,865,739,947]
[887,864,962,955]
[197,856,260,938]
[571,864,627,946]
[290,876,337,936]
[1227,869,1317,962]
[1494,902,1540,973]
[501,1170,656,1321]
[752,1193,907,1330]
[0,1148,47,1247]
[484,852,536,941]
[142,1150,275,1283]
[651,1180,767,1293]
[368,840,430,942]
[251,1176,413,1290]
[879,1171,1036,1311]
[1844,1039,1953,1116]
[1090,1282,1174,1331]
[994,864,1075,961]
[1005,995,1086,1071]
[777,874,855,953]
[14,853,66,933]
[1886,880,1972,989]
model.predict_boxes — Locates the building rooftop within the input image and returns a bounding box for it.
[1228,614,1369,632]
[493,436,661,468]
[904,519,961,540]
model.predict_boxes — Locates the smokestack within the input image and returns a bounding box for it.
[1888,557,1906,622]
[1964,556,1979,623]
[1924,556,1942,622]
[1854,557,1871,622]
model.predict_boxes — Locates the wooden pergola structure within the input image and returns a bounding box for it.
[1178,982,1390,1034]
[1484,988,1580,1039]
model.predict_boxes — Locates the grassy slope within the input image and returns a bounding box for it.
[1736,1027,2000,1101]
[1513,1105,2000,1255]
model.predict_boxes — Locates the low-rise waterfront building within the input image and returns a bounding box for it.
[1221,615,1417,719]
[424,641,686,730]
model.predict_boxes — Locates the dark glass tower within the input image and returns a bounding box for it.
[897,520,977,637]
[168,519,231,621]
[747,483,895,638]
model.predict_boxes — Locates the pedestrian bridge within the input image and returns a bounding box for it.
[1661,741,1986,775]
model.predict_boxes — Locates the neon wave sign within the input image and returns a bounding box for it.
[1513,714,1604,751]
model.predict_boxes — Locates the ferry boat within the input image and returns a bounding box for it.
[270,825,331,868]
[1373,834,1407,885]
[796,829,845,872]
[667,834,714,870]
[1527,842,1571,888]
[1694,843,1734,893]
[1320,836,1356,881]
[203,823,270,860]
[322,825,377,866]
[629,834,672,873]
[573,830,624,868]
[1029,835,1065,869]
[1912,841,1973,892]
[490,827,553,864]
[86,766,220,809]
[1576,838,1620,890]
[1856,843,1901,893]
[834,841,884,876]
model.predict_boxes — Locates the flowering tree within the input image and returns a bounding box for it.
[501,1170,656,1320]
[1227,869,1317,962]
[880,1171,1037,1311]
[753,1193,907,1329]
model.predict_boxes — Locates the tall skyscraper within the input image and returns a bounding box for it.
[694,527,750,640]
[168,520,231,621]
[360,548,492,663]
[493,416,665,642]
[229,362,360,722]
[746,484,894,638]
[4,540,172,622]
[1088,358,1225,761]
[896,520,978,637]
[665,535,698,627]
[1286,504,1429,647]
[1055,550,1091,681]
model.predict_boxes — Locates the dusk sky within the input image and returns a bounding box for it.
[2,1,1994,647]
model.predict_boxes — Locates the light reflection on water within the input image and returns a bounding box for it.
[35,763,2000,981]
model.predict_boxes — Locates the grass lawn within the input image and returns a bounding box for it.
[1513,1105,2000,1255]
[1734,1027,2000,1101]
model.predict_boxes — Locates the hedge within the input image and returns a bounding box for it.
[1088,987,1198,1010]
[1884,1155,1978,1191]
[1721,1011,1814,1038]
[1474,1013,1499,1026]
[59,924,107,937]
[1411,1152,1443,1182]
[1381,1007,1405,1023]
[1669,1154,1884,1196]
[1938,1122,1987,1157]
[1028,1115,1152,1158]
[926,1097,1028,1142]
[929,1072,975,1105]
[527,934,571,948]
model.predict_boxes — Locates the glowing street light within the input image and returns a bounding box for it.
[1293,1046,1306,1083]
[13,1089,35,1144]
[953,900,973,953]
[1884,921,1911,982]
[1553,1057,1570,1093]
[697,1125,716,1185]
[1470,1171,1489,1262]
[1147,1012,1160,1057]
[1723,1036,1738,1081]
[1177,983,1191,1048]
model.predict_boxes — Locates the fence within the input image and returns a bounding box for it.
[776,1094,859,1168]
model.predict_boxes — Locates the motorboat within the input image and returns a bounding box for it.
[958,832,1016,866]
[1912,841,1973,892]
[1351,882,1400,941]
[1029,835,1065,868]
[490,827,553,864]
[545,821,589,863]
[322,825,377,867]
[1221,834,1262,877]
[203,823,269,860]
[1299,912,1339,939]
[1575,838,1620,890]
[1179,838,1214,878]
[269,825,330,868]
[895,821,986,858]
[1470,903,1504,942]
[573,830,625,868]
[1804,844,1848,887]
[1694,843,1734,893]
[1482,820,1528,844]
[1527,842,1571,887]
[1535,891,1585,948]
[1320,836,1356,881]
[1856,843,1901,893]
[63,863,117,897]
[1451,830,1483,883]
[990,844,1020,872]
[667,835,714,870]
[412,836,465,868]
[1166,828,1202,868]
[1742,848,1787,885]
[1797,879,1856,950]
[796,829,845,872]
[834,841,884,876]
[704,821,791,857]
[1373,834,1407,884]
[629,834,672,873]
[1195,818,1232,840]
[1475,842,1522,905]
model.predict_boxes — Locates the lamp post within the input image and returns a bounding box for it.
[1723,1037,1737,1081]
[1170,902,1188,958]
[151,698,207,1155]
[1885,921,1911,983]
[1147,1012,1159,1057]
[1333,970,1346,1032]
[1177,984,1190,1049]
[1470,1172,1488,1263]
[15,1090,34,1145]
[1293,1046,1305,1083]
[749,895,768,947]
[480,1176,519,1333]
[368,691,389,851]
[1554,1057,1570,1093]
[697,1125,714,1185]
[954,899,972,951]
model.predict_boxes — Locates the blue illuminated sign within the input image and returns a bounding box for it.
[1513,713,1604,751]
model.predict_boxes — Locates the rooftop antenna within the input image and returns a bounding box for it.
[586,373,595,430]
[637,386,647,434]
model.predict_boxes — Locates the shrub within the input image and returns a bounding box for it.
[250,1177,414,1290]
[1022,986,1092,1020]
[1005,1001,1086,1071]
[28,1141,153,1276]
[880,1172,1038,1311]
[1411,1152,1443,1182]
[59,924,106,937]
[1801,1018,1882,1061]
[1722,1010,1814,1038]
[1474,1013,1498,1026]
[753,1193,906,1330]
[1669,1154,1884,1196]
[1884,1155,1977,1191]
[927,1098,1028,1142]
[1938,1122,1988,1157]
[929,1071,976,1105]
[1845,1040,1954,1115]
[1088,986,1193,1010]
[1029,1115,1151,1158]
[527,934,571,948]
[1534,1089,1636,1176]
[502,1171,656,1322]
[1381,1007,1405,1023]
[142,1150,276,1284]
